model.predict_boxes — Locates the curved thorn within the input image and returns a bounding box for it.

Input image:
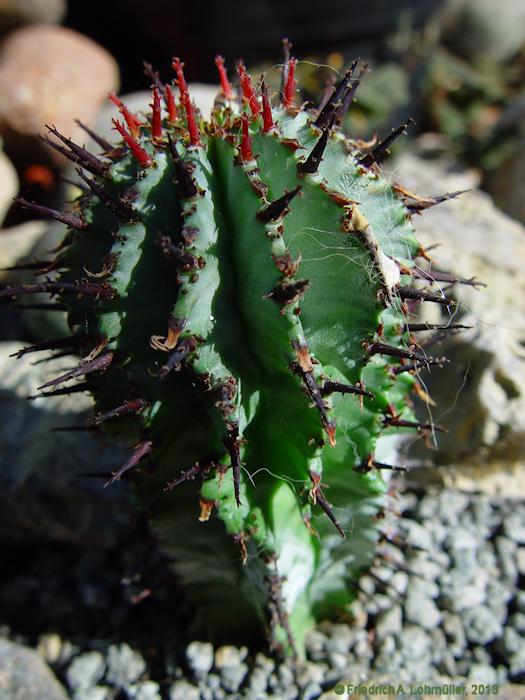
[104,441,153,487]
[37,352,114,390]
[16,197,85,229]
[359,118,415,167]
[257,185,302,222]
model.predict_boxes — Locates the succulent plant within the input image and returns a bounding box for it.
[1,46,472,656]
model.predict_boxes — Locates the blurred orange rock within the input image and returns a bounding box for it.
[0,25,119,164]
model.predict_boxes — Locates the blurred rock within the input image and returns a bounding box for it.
[0,637,68,700]
[0,341,130,546]
[0,0,66,30]
[0,25,119,163]
[393,138,525,495]
[0,145,17,224]
[0,220,48,274]
[485,96,525,224]
[444,0,525,61]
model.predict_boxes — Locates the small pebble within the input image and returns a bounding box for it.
[503,511,525,544]
[375,605,402,640]
[510,612,525,633]
[389,571,409,595]
[327,624,354,654]
[106,644,146,687]
[509,644,525,677]
[169,680,200,700]
[463,606,504,645]
[73,687,110,700]
[126,681,161,700]
[495,536,519,581]
[468,663,498,685]
[186,641,214,677]
[36,633,62,664]
[66,652,105,692]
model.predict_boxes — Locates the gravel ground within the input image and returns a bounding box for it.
[1,482,524,699]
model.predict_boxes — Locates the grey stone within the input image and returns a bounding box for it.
[470,497,497,529]
[377,635,396,656]
[510,612,525,633]
[305,631,327,662]
[405,583,442,630]
[477,542,498,572]
[365,593,392,615]
[496,536,519,581]
[186,641,214,677]
[405,553,442,584]
[354,635,373,661]
[66,652,106,692]
[429,628,447,662]
[516,591,525,613]
[389,571,409,596]
[0,638,68,700]
[517,548,525,575]
[219,663,248,693]
[445,527,479,553]
[442,613,467,657]
[214,645,247,669]
[73,687,111,700]
[36,633,63,665]
[463,606,503,644]
[428,549,450,569]
[247,666,269,693]
[504,511,525,545]
[399,519,433,551]
[375,605,402,640]
[254,653,275,675]
[437,652,457,676]
[358,575,375,596]
[440,571,487,611]
[486,580,514,609]
[106,644,146,687]
[370,565,393,583]
[421,519,448,545]
[497,628,523,656]
[398,625,431,660]
[509,644,525,678]
[126,682,161,700]
[295,661,324,689]
[472,646,492,664]
[326,624,354,654]
[300,682,323,700]
[416,495,440,519]
[168,680,200,700]
[468,664,498,685]
[450,547,478,576]
[278,664,295,688]
[438,490,469,524]
[399,492,418,513]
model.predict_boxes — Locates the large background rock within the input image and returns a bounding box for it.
[0,638,68,700]
[0,25,119,164]
[392,139,525,494]
[0,341,130,547]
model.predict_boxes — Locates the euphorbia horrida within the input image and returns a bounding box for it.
[2,45,473,656]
